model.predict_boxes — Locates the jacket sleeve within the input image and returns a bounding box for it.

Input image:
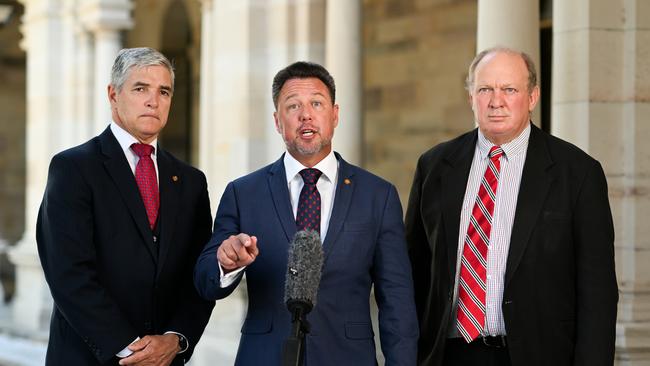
[373,185,419,366]
[163,171,216,362]
[194,181,244,301]
[573,160,618,365]
[36,154,138,364]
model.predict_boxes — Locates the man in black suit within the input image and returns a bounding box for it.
[406,47,618,366]
[37,47,214,365]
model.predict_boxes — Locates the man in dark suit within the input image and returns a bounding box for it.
[37,47,214,366]
[194,61,418,365]
[406,47,618,366]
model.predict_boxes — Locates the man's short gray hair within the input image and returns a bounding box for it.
[465,46,537,93]
[110,47,175,92]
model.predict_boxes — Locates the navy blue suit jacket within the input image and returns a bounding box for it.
[194,153,418,366]
[37,127,214,365]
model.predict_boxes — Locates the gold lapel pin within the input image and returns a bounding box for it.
[172,175,179,182]
[344,178,351,185]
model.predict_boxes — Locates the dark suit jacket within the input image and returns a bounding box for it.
[194,152,418,366]
[37,127,215,365]
[405,125,618,366]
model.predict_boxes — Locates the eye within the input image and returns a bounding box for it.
[287,103,300,111]
[504,87,517,94]
[160,90,171,97]
[312,101,322,108]
[134,86,145,92]
[477,87,491,94]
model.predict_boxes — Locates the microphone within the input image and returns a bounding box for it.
[282,230,323,366]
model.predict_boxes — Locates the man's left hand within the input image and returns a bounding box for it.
[118,334,180,366]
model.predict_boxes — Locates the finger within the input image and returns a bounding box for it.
[222,244,240,262]
[235,233,252,248]
[127,337,150,352]
[119,350,146,365]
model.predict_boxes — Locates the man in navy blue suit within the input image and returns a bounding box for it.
[194,61,418,365]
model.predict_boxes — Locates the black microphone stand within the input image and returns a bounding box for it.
[282,300,312,366]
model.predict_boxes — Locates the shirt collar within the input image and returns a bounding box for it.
[477,123,531,160]
[283,150,338,184]
[110,121,158,157]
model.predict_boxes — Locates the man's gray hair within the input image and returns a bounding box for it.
[465,46,537,93]
[110,47,175,92]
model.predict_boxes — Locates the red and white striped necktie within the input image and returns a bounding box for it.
[457,145,504,342]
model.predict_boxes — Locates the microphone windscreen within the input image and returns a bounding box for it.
[284,230,324,306]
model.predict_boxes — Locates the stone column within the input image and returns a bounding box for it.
[325,0,362,165]
[553,1,650,364]
[79,0,133,135]
[476,0,540,125]
[198,0,251,206]
[10,0,71,334]
[193,1,249,363]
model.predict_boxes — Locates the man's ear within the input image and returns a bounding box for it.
[108,84,117,105]
[273,111,281,134]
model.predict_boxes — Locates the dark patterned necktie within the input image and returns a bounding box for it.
[296,168,322,234]
[131,143,159,229]
[457,145,504,342]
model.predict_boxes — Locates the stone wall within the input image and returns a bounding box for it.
[362,0,477,204]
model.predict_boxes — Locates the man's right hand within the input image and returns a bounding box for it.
[217,233,259,272]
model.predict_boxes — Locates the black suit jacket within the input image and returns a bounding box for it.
[405,124,618,366]
[37,127,214,365]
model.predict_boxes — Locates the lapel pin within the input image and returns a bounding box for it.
[344,178,351,185]
[172,175,179,182]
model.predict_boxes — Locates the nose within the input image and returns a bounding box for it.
[299,104,313,121]
[145,92,159,109]
[488,90,504,109]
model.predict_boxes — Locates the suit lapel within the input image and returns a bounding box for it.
[99,127,156,261]
[439,131,478,283]
[322,153,355,263]
[156,148,180,275]
[504,125,554,288]
[268,155,297,243]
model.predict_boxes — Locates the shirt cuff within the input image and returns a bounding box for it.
[164,331,189,354]
[219,262,245,288]
[116,337,140,358]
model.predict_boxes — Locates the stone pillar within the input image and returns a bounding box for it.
[9,0,133,336]
[553,0,650,364]
[73,27,96,141]
[79,0,133,135]
[476,0,540,125]
[10,0,70,334]
[198,0,251,205]
[193,1,248,364]
[325,0,362,165]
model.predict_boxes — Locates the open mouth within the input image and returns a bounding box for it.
[300,128,317,137]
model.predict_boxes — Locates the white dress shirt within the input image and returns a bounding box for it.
[110,122,159,180]
[219,150,339,288]
[449,124,530,338]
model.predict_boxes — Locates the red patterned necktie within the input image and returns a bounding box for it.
[131,143,159,230]
[457,145,504,342]
[296,168,322,234]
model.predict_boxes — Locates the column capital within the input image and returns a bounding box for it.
[79,0,133,33]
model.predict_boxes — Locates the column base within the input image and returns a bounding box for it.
[6,236,51,339]
[616,322,650,365]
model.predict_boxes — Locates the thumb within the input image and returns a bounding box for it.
[245,236,259,257]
